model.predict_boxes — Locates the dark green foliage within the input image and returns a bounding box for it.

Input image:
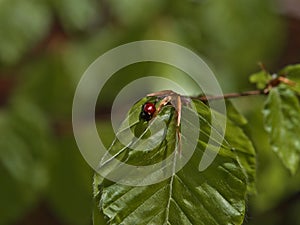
[0,0,298,224]
[250,65,300,174]
[94,98,256,225]
[263,85,300,174]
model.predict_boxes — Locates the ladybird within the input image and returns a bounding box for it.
[140,102,156,121]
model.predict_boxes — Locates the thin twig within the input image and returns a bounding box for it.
[191,74,299,102]
[193,89,266,102]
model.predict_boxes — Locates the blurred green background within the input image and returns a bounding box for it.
[0,0,300,225]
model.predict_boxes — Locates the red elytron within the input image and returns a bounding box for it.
[140,102,156,121]
[143,102,156,115]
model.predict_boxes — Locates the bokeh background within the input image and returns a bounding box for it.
[0,0,300,225]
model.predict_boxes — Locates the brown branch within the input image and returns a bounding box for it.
[194,74,297,102]
[193,89,266,101]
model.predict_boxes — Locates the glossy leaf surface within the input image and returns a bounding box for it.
[263,85,300,174]
[94,98,256,225]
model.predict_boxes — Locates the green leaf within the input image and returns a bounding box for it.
[225,100,248,126]
[279,64,300,77]
[263,85,300,174]
[94,97,250,225]
[93,174,108,224]
[279,64,300,94]
[249,70,271,89]
[211,100,256,193]
[224,100,256,194]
